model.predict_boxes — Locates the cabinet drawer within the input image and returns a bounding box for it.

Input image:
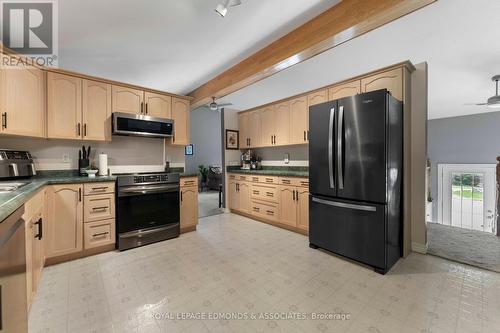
[238,175,249,181]
[84,219,115,249]
[251,184,278,203]
[84,193,115,222]
[229,174,237,180]
[84,182,115,195]
[180,177,198,187]
[279,177,309,187]
[251,200,278,222]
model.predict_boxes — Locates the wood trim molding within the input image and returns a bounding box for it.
[0,42,192,101]
[188,0,436,108]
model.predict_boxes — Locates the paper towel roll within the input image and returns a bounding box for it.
[98,153,108,176]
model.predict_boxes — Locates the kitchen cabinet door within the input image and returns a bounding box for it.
[260,107,275,147]
[328,80,361,101]
[274,102,290,146]
[238,182,251,214]
[297,189,309,231]
[82,79,111,141]
[112,85,144,115]
[171,97,190,145]
[45,184,83,259]
[47,73,82,139]
[0,58,45,138]
[247,111,261,148]
[279,187,297,227]
[289,96,308,144]
[238,113,250,148]
[308,89,328,106]
[229,181,239,211]
[180,186,198,228]
[144,92,172,118]
[361,68,403,101]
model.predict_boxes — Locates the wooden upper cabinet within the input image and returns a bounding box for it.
[144,92,172,119]
[260,107,275,147]
[361,68,403,101]
[180,185,198,229]
[0,60,45,138]
[112,85,144,115]
[308,89,328,106]
[45,184,83,259]
[238,113,249,148]
[289,96,308,145]
[47,73,82,139]
[171,97,190,145]
[328,80,361,101]
[274,102,290,146]
[248,111,261,148]
[82,80,111,141]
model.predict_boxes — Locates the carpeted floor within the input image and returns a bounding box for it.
[427,222,500,273]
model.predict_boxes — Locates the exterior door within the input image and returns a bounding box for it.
[47,73,82,139]
[145,92,172,118]
[309,101,337,198]
[438,164,496,234]
[112,85,144,115]
[82,79,111,141]
[337,92,387,203]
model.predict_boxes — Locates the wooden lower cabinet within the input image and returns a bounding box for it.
[180,178,199,232]
[84,219,115,249]
[229,174,309,234]
[45,184,83,259]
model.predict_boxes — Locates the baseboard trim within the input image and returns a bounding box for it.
[412,242,428,254]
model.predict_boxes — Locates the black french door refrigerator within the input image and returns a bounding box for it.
[309,89,403,274]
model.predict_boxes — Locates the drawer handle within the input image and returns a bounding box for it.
[252,177,259,181]
[253,191,259,194]
[92,232,109,238]
[266,210,274,215]
[282,180,290,184]
[265,178,273,182]
[92,206,108,212]
[266,192,274,197]
[253,207,260,212]
[91,187,108,192]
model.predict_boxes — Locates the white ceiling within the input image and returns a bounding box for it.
[218,0,500,120]
[58,0,340,94]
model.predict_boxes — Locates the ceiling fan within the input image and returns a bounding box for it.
[215,0,242,17]
[208,97,232,111]
[465,75,500,109]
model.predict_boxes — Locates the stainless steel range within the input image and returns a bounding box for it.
[116,172,180,251]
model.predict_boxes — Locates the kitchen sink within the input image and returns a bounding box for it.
[0,182,30,193]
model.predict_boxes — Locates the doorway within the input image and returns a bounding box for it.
[438,164,496,234]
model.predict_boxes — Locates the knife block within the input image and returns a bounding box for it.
[78,158,89,176]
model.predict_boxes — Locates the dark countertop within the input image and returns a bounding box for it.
[0,172,116,223]
[226,166,309,178]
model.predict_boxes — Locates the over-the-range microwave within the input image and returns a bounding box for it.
[112,112,174,138]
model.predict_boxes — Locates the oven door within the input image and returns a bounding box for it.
[117,184,180,233]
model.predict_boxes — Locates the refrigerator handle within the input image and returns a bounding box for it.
[337,106,344,190]
[312,197,376,212]
[328,107,335,189]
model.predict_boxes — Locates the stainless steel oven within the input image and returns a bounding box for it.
[116,172,180,250]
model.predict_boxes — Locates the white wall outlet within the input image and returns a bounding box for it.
[62,154,70,163]
[284,153,290,164]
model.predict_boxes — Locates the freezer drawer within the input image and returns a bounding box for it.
[309,196,386,269]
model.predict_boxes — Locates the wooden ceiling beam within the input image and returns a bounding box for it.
[188,0,436,108]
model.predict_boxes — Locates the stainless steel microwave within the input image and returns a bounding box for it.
[112,112,174,138]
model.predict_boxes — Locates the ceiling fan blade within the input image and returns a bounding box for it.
[217,103,233,107]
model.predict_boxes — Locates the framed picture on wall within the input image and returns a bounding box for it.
[225,130,239,150]
[185,144,194,156]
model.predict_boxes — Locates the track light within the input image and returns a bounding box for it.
[215,0,242,18]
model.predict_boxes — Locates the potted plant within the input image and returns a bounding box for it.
[198,165,208,184]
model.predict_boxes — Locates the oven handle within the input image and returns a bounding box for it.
[119,185,180,196]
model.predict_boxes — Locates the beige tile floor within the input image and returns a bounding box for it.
[29,213,500,333]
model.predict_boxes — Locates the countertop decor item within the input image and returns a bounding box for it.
[85,169,99,178]
[225,129,239,150]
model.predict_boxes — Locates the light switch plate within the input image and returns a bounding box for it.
[62,154,70,163]
[284,153,290,164]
